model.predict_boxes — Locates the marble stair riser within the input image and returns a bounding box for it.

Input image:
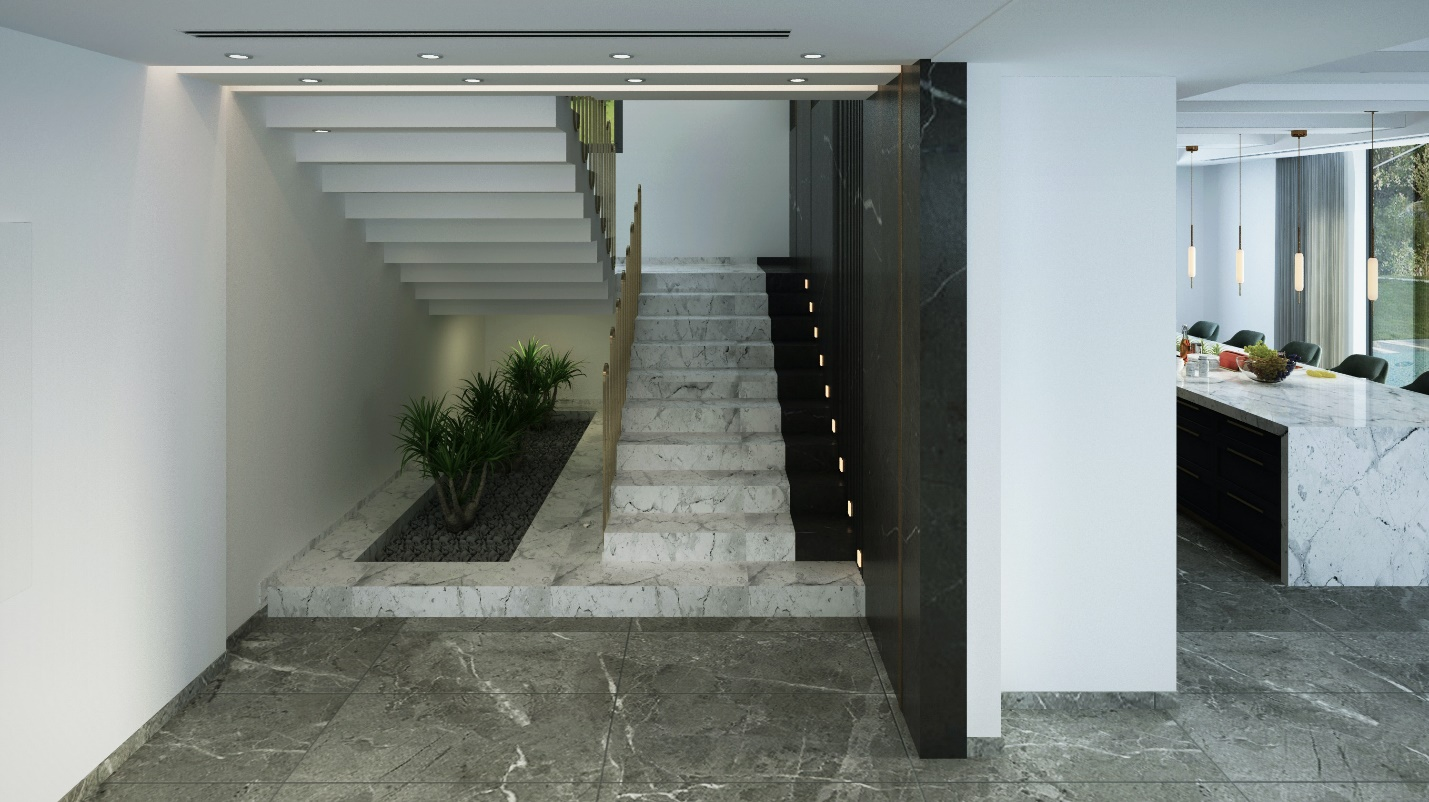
[602,531,797,562]
[642,272,768,294]
[629,342,775,369]
[639,293,769,316]
[626,371,780,400]
[634,316,773,341]
[620,404,783,434]
[610,482,791,514]
[616,440,785,471]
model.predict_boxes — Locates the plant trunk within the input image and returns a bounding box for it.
[458,463,490,524]
[435,476,466,533]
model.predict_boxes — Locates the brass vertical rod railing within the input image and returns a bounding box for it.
[570,97,616,263]
[603,186,642,527]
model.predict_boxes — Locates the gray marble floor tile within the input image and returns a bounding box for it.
[270,782,599,801]
[288,693,614,783]
[106,694,347,784]
[619,632,881,694]
[913,710,1226,783]
[1177,632,1412,693]
[596,784,922,801]
[246,618,408,635]
[401,618,631,633]
[1334,632,1429,691]
[216,620,401,693]
[1234,783,1429,801]
[1178,530,1279,585]
[1173,693,1429,781]
[355,631,627,694]
[918,783,1247,801]
[1277,588,1429,633]
[605,693,914,783]
[630,617,865,632]
[96,784,280,801]
[1178,583,1320,632]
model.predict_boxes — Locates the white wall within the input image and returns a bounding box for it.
[225,94,491,631]
[0,27,228,802]
[1176,160,1277,345]
[616,100,789,259]
[969,70,1178,710]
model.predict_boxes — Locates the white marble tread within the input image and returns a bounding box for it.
[626,368,780,401]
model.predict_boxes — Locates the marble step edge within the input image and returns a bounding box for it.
[627,367,779,379]
[631,339,776,348]
[610,469,790,488]
[604,511,797,536]
[622,398,782,410]
[617,431,785,444]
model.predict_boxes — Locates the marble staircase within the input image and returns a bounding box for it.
[605,264,799,562]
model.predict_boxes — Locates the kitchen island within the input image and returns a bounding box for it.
[1177,361,1429,586]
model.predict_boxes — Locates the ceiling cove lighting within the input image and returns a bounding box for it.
[418,53,443,59]
[1187,145,1197,288]
[1367,111,1379,304]
[1236,134,1245,296]
[1293,129,1307,301]
[625,77,644,83]
[802,53,824,59]
[462,78,483,83]
[610,53,632,59]
[788,77,807,83]
[299,77,322,83]
[225,53,251,59]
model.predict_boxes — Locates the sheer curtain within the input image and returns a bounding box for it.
[1275,152,1353,367]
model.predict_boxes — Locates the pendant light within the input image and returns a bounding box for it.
[1236,134,1245,296]
[1292,129,1307,302]
[1367,111,1379,303]
[1187,145,1198,288]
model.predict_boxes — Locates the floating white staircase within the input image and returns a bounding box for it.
[262,95,615,315]
[605,264,798,563]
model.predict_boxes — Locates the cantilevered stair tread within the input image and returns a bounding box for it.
[611,469,791,488]
[604,512,797,536]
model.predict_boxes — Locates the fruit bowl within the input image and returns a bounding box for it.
[1235,353,1296,383]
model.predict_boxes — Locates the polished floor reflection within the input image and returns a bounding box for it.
[95,516,1429,801]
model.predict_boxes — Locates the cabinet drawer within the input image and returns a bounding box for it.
[1219,443,1280,497]
[1220,416,1279,459]
[1176,398,1213,429]
[1216,489,1279,562]
[1176,463,1215,517]
[1178,423,1215,469]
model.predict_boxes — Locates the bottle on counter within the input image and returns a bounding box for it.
[1180,326,1192,361]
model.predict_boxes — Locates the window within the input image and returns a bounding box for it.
[1369,144,1429,386]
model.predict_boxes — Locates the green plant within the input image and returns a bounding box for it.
[1239,341,1290,382]
[395,395,521,533]
[1206,341,1222,356]
[499,338,586,427]
[1243,341,1276,360]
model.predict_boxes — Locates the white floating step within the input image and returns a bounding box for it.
[399,263,605,284]
[642,272,767,294]
[322,163,577,193]
[366,218,595,244]
[293,131,571,163]
[414,281,612,301]
[344,192,587,220]
[635,315,772,341]
[629,341,776,369]
[603,512,796,562]
[427,298,615,316]
[639,292,769,316]
[610,470,790,514]
[626,368,780,400]
[616,432,784,471]
[384,241,598,264]
[263,95,562,130]
[620,399,782,434]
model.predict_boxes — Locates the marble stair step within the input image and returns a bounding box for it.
[620,399,783,434]
[635,315,772,341]
[603,512,796,562]
[642,272,768,294]
[629,340,776,369]
[639,292,769,316]
[610,469,790,514]
[616,432,785,471]
[626,368,780,400]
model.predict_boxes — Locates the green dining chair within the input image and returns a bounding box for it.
[1331,354,1390,383]
[1404,371,1429,396]
[1187,321,1220,340]
[1279,340,1321,367]
[1224,329,1266,349]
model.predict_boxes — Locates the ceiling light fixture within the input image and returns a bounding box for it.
[1367,111,1379,304]
[313,129,330,133]
[1187,145,1197,289]
[299,77,322,83]
[462,78,483,83]
[1292,129,1307,302]
[788,77,807,83]
[225,53,251,60]
[625,77,644,83]
[802,53,824,59]
[1236,134,1244,296]
[610,53,633,59]
[418,53,442,59]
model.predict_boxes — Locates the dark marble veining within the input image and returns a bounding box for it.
[619,631,882,694]
[356,631,628,694]
[630,616,865,632]
[919,783,1246,801]
[216,618,402,694]
[272,783,599,801]
[1178,631,1411,694]
[1235,783,1429,801]
[96,784,280,802]
[598,785,922,801]
[401,617,632,633]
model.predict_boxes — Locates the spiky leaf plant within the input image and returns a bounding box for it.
[499,338,586,427]
[395,395,521,533]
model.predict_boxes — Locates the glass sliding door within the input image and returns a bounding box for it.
[1369,144,1429,387]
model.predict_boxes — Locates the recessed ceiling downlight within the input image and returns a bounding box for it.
[225,53,252,60]
[312,129,330,133]
[788,77,807,83]
[418,53,442,59]
[610,53,633,59]
[625,77,644,83]
[299,77,322,83]
[463,78,483,83]
[801,53,823,59]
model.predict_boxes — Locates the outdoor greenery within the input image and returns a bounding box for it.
[1372,144,1429,340]
[395,339,586,533]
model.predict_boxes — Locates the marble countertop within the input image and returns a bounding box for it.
[1177,357,1429,432]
